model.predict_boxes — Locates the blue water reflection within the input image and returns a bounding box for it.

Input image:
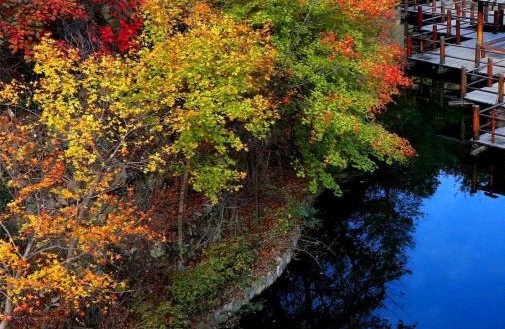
[381,172,505,329]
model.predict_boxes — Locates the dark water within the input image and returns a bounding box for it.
[235,93,505,329]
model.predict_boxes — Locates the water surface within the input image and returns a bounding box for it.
[381,172,505,329]
[236,96,505,329]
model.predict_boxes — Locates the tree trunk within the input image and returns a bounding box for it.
[66,173,102,261]
[177,162,190,268]
[0,298,13,329]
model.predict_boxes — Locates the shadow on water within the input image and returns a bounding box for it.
[236,179,421,329]
[234,91,505,329]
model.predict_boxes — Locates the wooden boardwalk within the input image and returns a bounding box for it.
[405,0,505,151]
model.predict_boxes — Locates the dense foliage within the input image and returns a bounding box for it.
[0,0,413,328]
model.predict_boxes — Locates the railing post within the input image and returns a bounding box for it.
[492,109,496,143]
[473,104,481,140]
[498,73,504,104]
[446,9,452,37]
[478,1,485,58]
[420,32,424,53]
[440,36,446,64]
[484,4,489,23]
[461,66,467,98]
[487,57,493,87]
[432,0,436,14]
[471,3,475,23]
[418,5,423,31]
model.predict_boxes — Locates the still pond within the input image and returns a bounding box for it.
[235,94,505,329]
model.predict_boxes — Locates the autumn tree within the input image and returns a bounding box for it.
[0,84,150,329]
[0,1,277,326]
[0,0,416,327]
[214,0,414,193]
[0,0,143,59]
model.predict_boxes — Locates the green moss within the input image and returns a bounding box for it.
[135,237,257,329]
[170,238,256,313]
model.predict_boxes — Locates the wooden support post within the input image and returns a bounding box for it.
[494,10,500,34]
[456,18,461,44]
[418,5,423,31]
[487,57,493,87]
[420,32,424,53]
[489,164,494,193]
[473,104,481,140]
[432,0,436,14]
[433,24,438,49]
[498,73,504,104]
[456,3,461,17]
[463,0,467,17]
[484,4,489,23]
[440,36,446,64]
[498,5,503,30]
[461,66,467,98]
[478,1,485,58]
[447,10,452,36]
[441,0,446,22]
[475,45,481,68]
[492,109,496,143]
[471,3,475,23]
[407,33,413,57]
[471,164,477,192]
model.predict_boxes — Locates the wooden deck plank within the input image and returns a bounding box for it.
[465,83,501,105]
[409,31,505,72]
[475,127,505,149]
[406,1,478,22]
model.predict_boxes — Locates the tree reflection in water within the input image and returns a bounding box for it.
[235,94,483,329]
[237,180,422,329]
